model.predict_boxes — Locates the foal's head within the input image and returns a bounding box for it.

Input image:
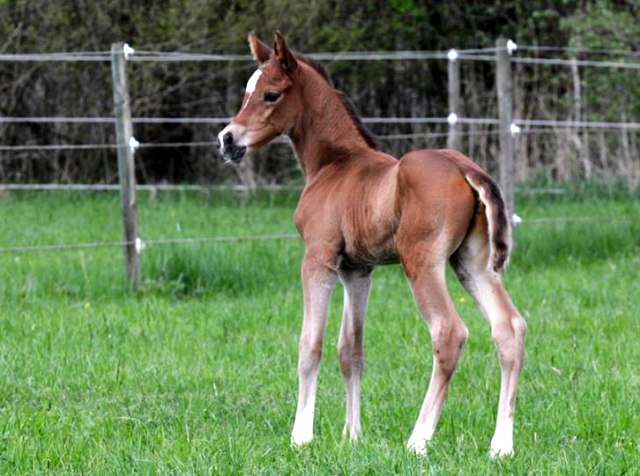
[218,32,302,163]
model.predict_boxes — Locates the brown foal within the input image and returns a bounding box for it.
[218,32,527,457]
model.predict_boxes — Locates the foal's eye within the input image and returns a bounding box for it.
[263,92,281,103]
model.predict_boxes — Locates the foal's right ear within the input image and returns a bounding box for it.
[248,32,272,64]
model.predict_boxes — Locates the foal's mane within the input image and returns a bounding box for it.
[294,53,381,151]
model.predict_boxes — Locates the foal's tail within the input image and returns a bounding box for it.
[464,170,512,274]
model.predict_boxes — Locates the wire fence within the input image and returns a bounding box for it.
[1,214,636,256]
[0,233,301,254]
[4,115,640,127]
[4,43,640,66]
[0,183,299,191]
[3,42,640,164]
[0,182,567,194]
[2,41,640,262]
[2,116,640,154]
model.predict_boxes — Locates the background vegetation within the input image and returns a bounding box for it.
[1,0,640,187]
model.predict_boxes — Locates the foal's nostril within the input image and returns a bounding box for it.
[223,132,234,146]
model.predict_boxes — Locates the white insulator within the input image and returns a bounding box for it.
[135,237,146,254]
[123,43,135,60]
[447,113,458,125]
[129,136,140,154]
[510,123,521,136]
[507,40,517,55]
[447,49,458,61]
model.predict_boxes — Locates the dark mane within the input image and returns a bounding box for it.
[294,53,331,82]
[294,53,381,151]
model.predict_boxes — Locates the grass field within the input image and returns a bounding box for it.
[0,189,639,474]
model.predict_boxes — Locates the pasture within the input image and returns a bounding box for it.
[0,189,639,474]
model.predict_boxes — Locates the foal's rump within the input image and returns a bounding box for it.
[397,148,511,274]
[441,148,512,274]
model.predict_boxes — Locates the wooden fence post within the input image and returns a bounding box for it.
[496,38,515,219]
[111,42,140,290]
[447,49,461,151]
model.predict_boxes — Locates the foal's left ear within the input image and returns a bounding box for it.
[273,31,298,76]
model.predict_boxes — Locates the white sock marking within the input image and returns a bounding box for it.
[291,405,314,447]
[490,418,514,458]
[407,420,436,455]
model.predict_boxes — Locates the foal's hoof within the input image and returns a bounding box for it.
[342,425,360,444]
[406,438,428,456]
[290,429,313,448]
[489,438,514,459]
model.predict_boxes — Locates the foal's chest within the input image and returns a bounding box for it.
[294,160,400,266]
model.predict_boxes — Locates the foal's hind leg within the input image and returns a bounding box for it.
[451,239,527,457]
[399,253,469,454]
[337,267,372,443]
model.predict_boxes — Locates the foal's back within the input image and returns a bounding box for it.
[295,148,481,267]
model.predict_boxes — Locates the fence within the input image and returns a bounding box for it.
[2,40,640,287]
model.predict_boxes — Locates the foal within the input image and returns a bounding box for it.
[218,32,527,457]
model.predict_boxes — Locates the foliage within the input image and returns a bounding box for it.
[560,1,640,119]
[0,1,639,185]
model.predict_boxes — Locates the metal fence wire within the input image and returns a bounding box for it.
[1,41,639,284]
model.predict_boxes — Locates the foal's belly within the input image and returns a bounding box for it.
[340,187,399,267]
[341,230,399,267]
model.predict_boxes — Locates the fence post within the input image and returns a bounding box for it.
[496,38,516,220]
[111,42,140,290]
[447,49,461,151]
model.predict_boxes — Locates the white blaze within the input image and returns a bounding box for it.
[241,69,262,111]
[246,69,262,95]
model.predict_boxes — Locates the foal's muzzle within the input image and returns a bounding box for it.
[220,131,247,163]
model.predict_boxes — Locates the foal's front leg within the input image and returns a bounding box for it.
[291,247,338,447]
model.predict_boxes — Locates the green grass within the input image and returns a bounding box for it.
[0,190,639,474]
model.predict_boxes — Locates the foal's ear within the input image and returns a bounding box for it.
[248,31,272,64]
[273,31,298,75]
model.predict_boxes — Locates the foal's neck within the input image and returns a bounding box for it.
[289,68,373,179]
